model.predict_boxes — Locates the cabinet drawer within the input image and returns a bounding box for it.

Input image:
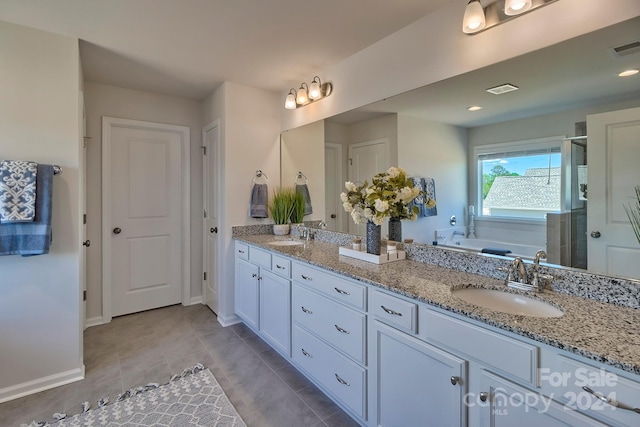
[419,309,538,386]
[271,254,291,278]
[293,283,366,364]
[292,262,366,310]
[235,241,249,260]
[370,290,417,334]
[249,246,271,268]
[546,355,640,427]
[292,324,366,419]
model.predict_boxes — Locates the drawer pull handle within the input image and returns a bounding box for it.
[381,305,403,316]
[334,287,350,295]
[479,392,488,403]
[301,348,313,358]
[238,250,245,254]
[276,264,285,269]
[301,274,312,281]
[450,376,460,386]
[301,306,313,314]
[582,386,640,414]
[335,373,350,387]
[334,324,350,334]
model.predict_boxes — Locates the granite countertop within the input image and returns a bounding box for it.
[235,234,640,377]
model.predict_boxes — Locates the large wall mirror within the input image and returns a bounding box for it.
[281,16,640,281]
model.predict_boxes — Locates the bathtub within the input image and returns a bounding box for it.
[439,237,543,260]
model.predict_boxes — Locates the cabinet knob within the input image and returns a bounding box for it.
[82,240,91,247]
[113,227,122,234]
[479,392,488,402]
[210,227,218,233]
[590,231,601,238]
[450,376,459,386]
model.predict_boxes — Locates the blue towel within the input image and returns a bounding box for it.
[250,183,268,218]
[296,184,313,215]
[0,160,38,223]
[408,177,438,218]
[0,164,54,256]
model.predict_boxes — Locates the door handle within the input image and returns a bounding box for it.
[590,231,601,238]
[330,214,337,218]
[113,227,122,234]
[210,227,218,234]
[82,240,91,247]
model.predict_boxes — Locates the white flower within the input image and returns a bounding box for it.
[351,210,363,224]
[342,201,353,212]
[340,192,348,202]
[372,215,385,226]
[365,187,375,196]
[374,199,389,213]
[387,167,400,178]
[399,186,419,203]
[410,211,418,221]
[345,181,357,192]
[363,208,374,219]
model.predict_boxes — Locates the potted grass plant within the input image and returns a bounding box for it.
[291,190,306,225]
[269,187,296,235]
[625,185,640,245]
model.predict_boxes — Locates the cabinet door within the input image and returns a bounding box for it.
[372,321,467,427]
[235,258,260,330]
[478,370,605,427]
[260,269,291,356]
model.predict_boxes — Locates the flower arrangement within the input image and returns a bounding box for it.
[340,167,429,225]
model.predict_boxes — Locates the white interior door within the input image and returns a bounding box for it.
[103,118,187,318]
[325,143,343,232]
[348,139,390,235]
[203,122,219,314]
[587,106,640,279]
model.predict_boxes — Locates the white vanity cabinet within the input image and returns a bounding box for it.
[234,241,291,355]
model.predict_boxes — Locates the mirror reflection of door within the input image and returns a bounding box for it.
[325,143,344,232]
[348,139,390,236]
[587,106,640,279]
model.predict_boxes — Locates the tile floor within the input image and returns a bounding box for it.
[0,304,360,427]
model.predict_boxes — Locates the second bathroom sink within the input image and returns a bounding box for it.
[451,286,564,318]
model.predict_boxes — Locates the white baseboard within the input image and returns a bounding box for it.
[217,313,241,327]
[0,365,85,404]
[189,296,203,305]
[84,316,104,329]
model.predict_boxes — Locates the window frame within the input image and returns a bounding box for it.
[471,136,565,222]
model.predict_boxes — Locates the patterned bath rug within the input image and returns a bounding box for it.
[22,364,246,427]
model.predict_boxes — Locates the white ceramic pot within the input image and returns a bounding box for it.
[273,224,290,236]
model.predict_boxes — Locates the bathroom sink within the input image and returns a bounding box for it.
[268,240,304,246]
[451,287,564,318]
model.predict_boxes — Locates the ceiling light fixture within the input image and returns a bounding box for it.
[467,106,483,111]
[284,76,333,109]
[618,69,639,77]
[462,0,558,35]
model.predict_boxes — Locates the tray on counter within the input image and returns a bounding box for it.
[338,246,406,264]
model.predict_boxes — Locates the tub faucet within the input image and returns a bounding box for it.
[453,230,465,237]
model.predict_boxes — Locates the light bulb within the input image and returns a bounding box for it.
[296,86,308,105]
[462,0,486,34]
[505,0,532,15]
[309,79,321,100]
[284,92,296,109]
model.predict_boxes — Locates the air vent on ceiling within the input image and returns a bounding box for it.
[610,40,640,58]
[486,83,519,95]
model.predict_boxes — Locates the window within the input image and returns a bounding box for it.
[474,137,563,220]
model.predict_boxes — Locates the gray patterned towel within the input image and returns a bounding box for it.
[0,160,38,223]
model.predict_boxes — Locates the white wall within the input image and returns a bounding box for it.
[282,0,640,130]
[83,83,203,323]
[348,114,399,168]
[0,21,83,401]
[398,115,467,245]
[281,121,325,221]
[201,82,281,325]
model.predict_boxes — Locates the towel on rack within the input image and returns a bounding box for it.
[0,160,38,223]
[296,184,313,215]
[0,164,54,256]
[422,177,437,217]
[250,183,269,218]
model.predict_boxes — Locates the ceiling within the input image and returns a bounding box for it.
[329,16,640,127]
[0,0,451,100]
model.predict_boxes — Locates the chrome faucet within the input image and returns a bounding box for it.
[508,257,528,284]
[297,224,314,241]
[453,230,465,237]
[531,250,549,290]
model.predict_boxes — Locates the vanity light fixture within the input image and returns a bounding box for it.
[284,76,333,109]
[462,0,558,35]
[619,69,639,77]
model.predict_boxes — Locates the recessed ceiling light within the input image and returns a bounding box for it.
[486,83,519,95]
[619,69,639,77]
[467,106,482,111]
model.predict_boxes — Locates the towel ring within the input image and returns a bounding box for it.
[295,171,308,185]
[253,169,269,184]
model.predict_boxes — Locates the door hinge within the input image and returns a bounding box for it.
[204,272,207,281]
[202,146,207,155]
[83,290,87,301]
[83,214,87,225]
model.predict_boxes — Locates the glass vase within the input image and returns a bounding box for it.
[366,220,382,255]
[388,216,402,242]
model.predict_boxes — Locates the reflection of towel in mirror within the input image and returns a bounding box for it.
[296,184,313,215]
[0,164,54,256]
[250,183,268,218]
[0,160,38,223]
[408,177,438,218]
